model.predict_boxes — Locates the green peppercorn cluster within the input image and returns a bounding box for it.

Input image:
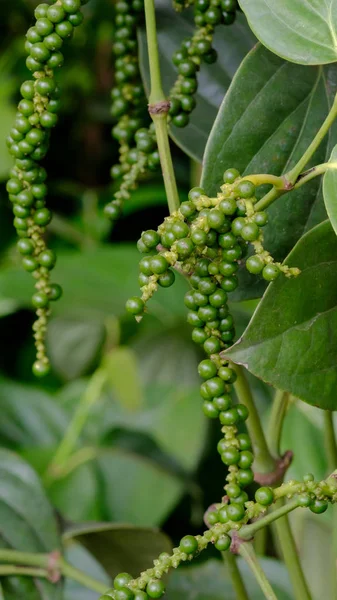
[126,168,301,502]
[169,0,239,128]
[6,0,88,377]
[105,0,161,222]
[99,469,337,599]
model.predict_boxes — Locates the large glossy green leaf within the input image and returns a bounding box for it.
[0,245,189,320]
[0,378,66,448]
[47,316,106,380]
[97,449,183,526]
[0,450,62,599]
[63,523,171,578]
[239,0,337,66]
[202,45,337,300]
[167,557,292,599]
[281,402,327,481]
[226,221,337,410]
[323,144,337,235]
[63,544,110,600]
[138,1,255,162]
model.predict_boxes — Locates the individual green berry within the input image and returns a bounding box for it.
[56,20,74,38]
[204,336,221,355]
[150,255,169,274]
[34,208,52,226]
[226,483,242,499]
[215,534,231,552]
[187,311,204,328]
[223,168,240,184]
[35,18,54,36]
[198,277,217,295]
[47,5,66,22]
[241,222,260,242]
[303,473,314,483]
[217,505,228,523]
[227,502,245,521]
[213,395,231,411]
[205,377,225,397]
[198,305,218,323]
[17,238,34,255]
[198,359,217,380]
[62,0,81,12]
[310,499,328,514]
[262,264,280,282]
[126,296,144,315]
[254,211,268,227]
[220,276,238,292]
[207,209,225,230]
[116,589,134,600]
[32,360,50,377]
[237,468,254,487]
[202,401,219,419]
[231,217,246,237]
[222,248,242,266]
[158,270,175,287]
[114,574,133,591]
[172,113,190,128]
[146,580,165,598]
[179,535,198,554]
[142,230,160,249]
[192,327,207,344]
[255,487,274,506]
[236,404,249,422]
[32,291,49,309]
[221,446,240,465]
[188,187,205,202]
[297,494,313,508]
[39,249,56,269]
[246,255,264,274]
[180,201,196,218]
[237,433,252,451]
[238,450,254,469]
[219,408,239,425]
[176,237,194,258]
[235,180,256,198]
[22,256,38,272]
[49,283,63,301]
[218,366,236,382]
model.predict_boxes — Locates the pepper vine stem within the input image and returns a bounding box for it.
[44,368,107,484]
[222,552,250,600]
[238,543,278,600]
[144,0,180,214]
[0,550,107,595]
[267,390,290,458]
[286,92,337,185]
[231,363,276,474]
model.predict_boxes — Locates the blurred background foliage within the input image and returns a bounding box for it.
[0,1,334,598]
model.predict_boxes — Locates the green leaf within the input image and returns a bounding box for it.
[239,0,337,66]
[138,2,255,162]
[0,245,189,320]
[97,449,183,526]
[281,402,327,481]
[226,221,337,409]
[47,316,106,381]
[103,347,143,412]
[63,544,110,600]
[0,449,62,599]
[323,144,337,235]
[297,513,335,599]
[0,378,67,448]
[167,557,292,599]
[63,523,171,579]
[202,45,337,299]
[49,463,100,522]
